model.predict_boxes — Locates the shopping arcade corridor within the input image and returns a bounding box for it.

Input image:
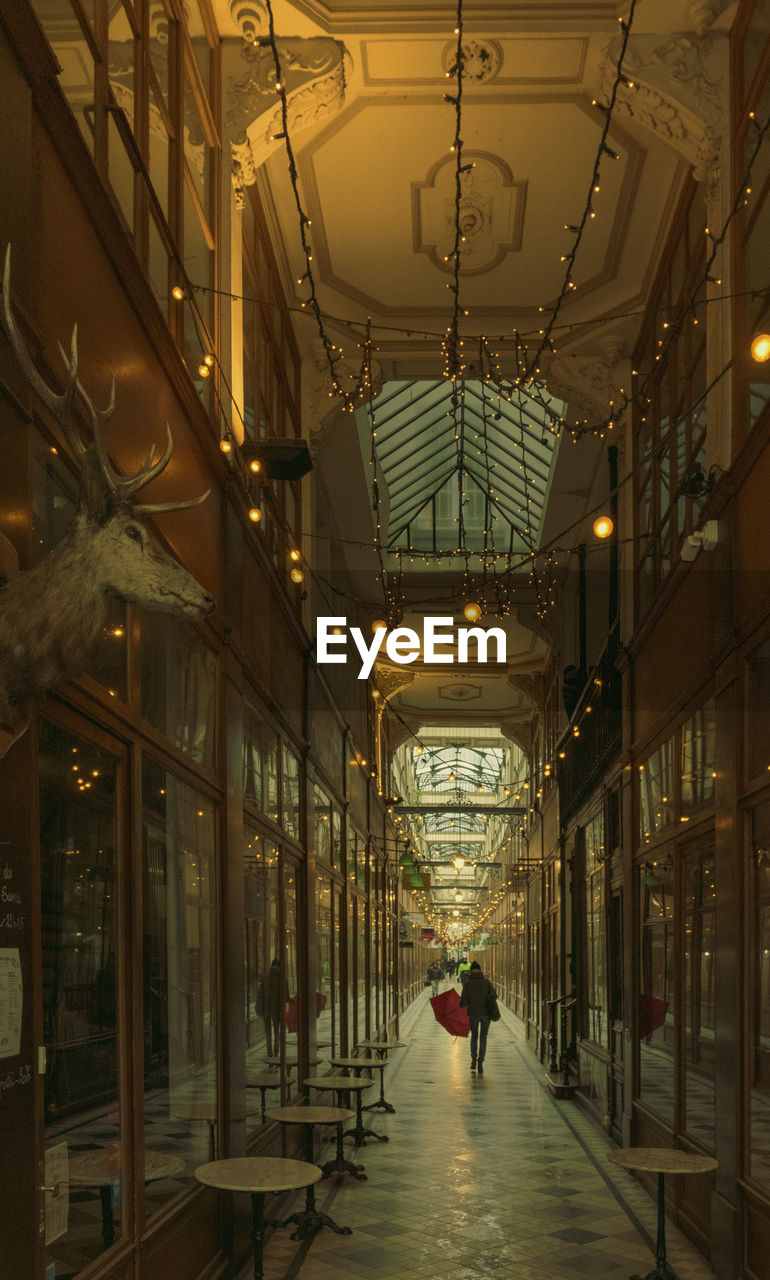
[235,987,714,1280]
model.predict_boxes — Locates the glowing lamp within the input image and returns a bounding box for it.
[463,602,482,622]
[290,567,304,584]
[219,438,233,454]
[249,459,262,474]
[593,514,614,539]
[289,549,301,562]
[372,619,387,633]
[248,507,261,522]
[452,856,466,871]
[751,333,770,363]
[171,285,185,301]
[198,363,210,378]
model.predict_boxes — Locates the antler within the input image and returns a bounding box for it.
[2,245,209,514]
[2,245,87,462]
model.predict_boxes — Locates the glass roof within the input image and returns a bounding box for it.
[360,379,563,554]
[414,745,506,794]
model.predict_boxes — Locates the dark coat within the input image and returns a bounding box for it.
[459,969,495,1022]
[260,965,288,1016]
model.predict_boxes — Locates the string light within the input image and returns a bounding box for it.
[593,515,614,539]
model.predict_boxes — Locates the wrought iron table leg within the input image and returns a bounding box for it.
[343,1089,388,1145]
[249,1191,267,1280]
[628,1173,679,1280]
[320,1121,367,1180]
[278,1183,352,1240]
[362,1068,396,1114]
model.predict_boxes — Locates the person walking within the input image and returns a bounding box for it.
[259,958,287,1057]
[459,960,496,1074]
[427,958,442,997]
[457,955,471,991]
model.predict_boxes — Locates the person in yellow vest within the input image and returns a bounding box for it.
[457,956,471,990]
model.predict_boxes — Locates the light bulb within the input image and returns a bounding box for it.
[220,439,232,454]
[249,459,262,473]
[593,514,614,539]
[372,619,387,632]
[289,549,301,562]
[248,507,261,522]
[172,285,185,301]
[198,363,210,378]
[751,333,770,363]
[463,602,482,622]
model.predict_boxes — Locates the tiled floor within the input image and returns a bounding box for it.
[237,986,716,1280]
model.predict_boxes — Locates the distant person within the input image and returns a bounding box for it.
[259,958,288,1057]
[457,956,471,990]
[427,959,442,997]
[459,960,496,1074]
[446,958,456,979]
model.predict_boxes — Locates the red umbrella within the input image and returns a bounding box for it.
[430,987,470,1038]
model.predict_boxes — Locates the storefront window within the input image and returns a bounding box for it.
[584,812,607,1045]
[316,878,333,1051]
[244,832,279,1131]
[356,898,367,1045]
[639,736,675,842]
[140,612,216,771]
[639,860,675,1121]
[750,802,770,1189]
[284,863,298,1100]
[748,636,770,781]
[40,720,124,1272]
[243,703,279,821]
[684,847,716,1148]
[681,699,716,812]
[282,745,300,841]
[141,757,216,1202]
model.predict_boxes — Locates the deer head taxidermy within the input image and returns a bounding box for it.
[0,246,215,753]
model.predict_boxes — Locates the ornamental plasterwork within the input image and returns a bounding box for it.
[516,602,559,653]
[223,37,347,208]
[507,673,544,711]
[680,0,733,38]
[441,39,504,83]
[599,33,725,190]
[498,717,533,757]
[372,664,416,700]
[302,340,384,440]
[414,152,527,276]
[542,341,629,431]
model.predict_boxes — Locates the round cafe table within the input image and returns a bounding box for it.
[355,1041,406,1113]
[265,1106,354,1238]
[330,1057,391,1132]
[303,1075,375,1174]
[607,1147,717,1279]
[246,1068,282,1123]
[195,1157,321,1280]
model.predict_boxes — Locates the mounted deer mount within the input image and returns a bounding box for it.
[0,246,215,756]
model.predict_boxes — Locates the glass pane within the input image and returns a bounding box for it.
[108,3,135,131]
[357,898,367,1043]
[283,864,298,1100]
[142,758,216,1201]
[30,2,96,157]
[40,720,123,1272]
[684,849,716,1148]
[89,599,129,703]
[639,861,675,1121]
[748,637,770,780]
[282,745,300,840]
[140,611,216,771]
[681,699,716,812]
[107,113,136,235]
[148,214,170,317]
[148,109,170,222]
[316,878,333,1053]
[184,77,211,215]
[639,737,675,843]
[751,801,770,1190]
[149,5,172,111]
[244,833,280,1132]
[585,812,607,1045]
